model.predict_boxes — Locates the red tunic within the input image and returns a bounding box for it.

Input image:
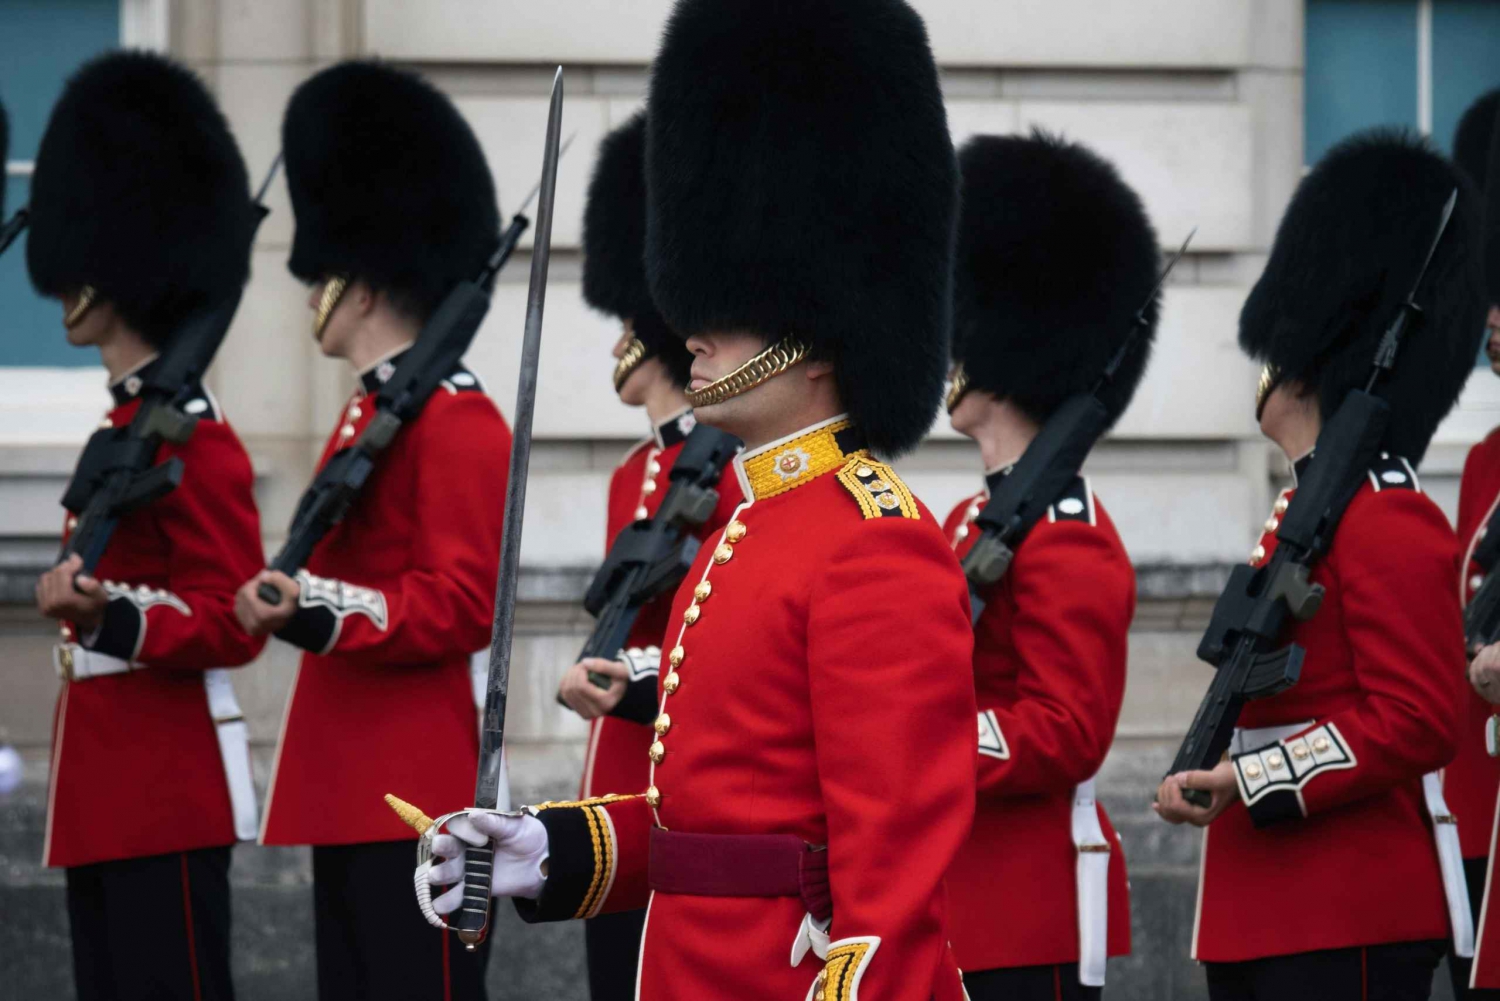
[1193,456,1464,962]
[46,370,266,868]
[518,417,976,1001]
[260,357,511,846]
[942,478,1132,973]
[578,410,742,800]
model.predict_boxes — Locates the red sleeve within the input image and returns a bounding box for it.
[977,521,1132,797]
[806,521,976,1001]
[279,394,511,664]
[1458,441,1487,546]
[84,419,267,670]
[514,794,654,922]
[1234,490,1464,824]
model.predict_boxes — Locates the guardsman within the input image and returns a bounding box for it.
[1155,131,1485,1000]
[28,53,264,1001]
[554,111,743,999]
[1457,90,1500,996]
[418,1,977,997]
[943,133,1156,1000]
[231,62,510,1000]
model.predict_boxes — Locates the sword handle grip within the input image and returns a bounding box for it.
[453,843,494,949]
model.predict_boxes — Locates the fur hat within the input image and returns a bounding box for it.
[26,51,254,346]
[953,132,1160,427]
[282,61,499,321]
[582,112,691,388]
[1453,89,1500,304]
[1240,129,1485,464]
[645,0,958,456]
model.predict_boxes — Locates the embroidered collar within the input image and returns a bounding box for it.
[653,408,697,449]
[108,353,162,405]
[735,414,866,502]
[358,345,413,395]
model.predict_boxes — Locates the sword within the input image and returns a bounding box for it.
[457,65,564,951]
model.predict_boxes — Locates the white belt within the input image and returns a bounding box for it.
[1072,776,1110,987]
[1232,721,1473,957]
[55,644,259,842]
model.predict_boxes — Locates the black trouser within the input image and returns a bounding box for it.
[963,963,1101,1001]
[313,840,492,1001]
[584,907,647,1000]
[66,845,235,1001]
[1451,857,1500,999]
[1205,939,1447,1001]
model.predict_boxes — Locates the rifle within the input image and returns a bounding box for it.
[1463,505,1500,655]
[256,140,574,605]
[0,206,27,256]
[58,158,281,573]
[1167,190,1458,807]
[558,423,740,702]
[960,230,1193,621]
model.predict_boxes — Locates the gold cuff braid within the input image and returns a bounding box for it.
[686,336,809,408]
[612,337,649,392]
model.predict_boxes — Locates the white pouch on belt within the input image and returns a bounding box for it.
[1072,776,1110,987]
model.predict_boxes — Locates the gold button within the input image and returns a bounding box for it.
[643,480,657,494]
[955,525,969,541]
[339,424,355,439]
[649,741,666,764]
[59,623,72,640]
[683,603,700,625]
[664,671,680,694]
[669,646,685,668]
[66,516,78,531]
[856,465,873,477]
[713,544,733,565]
[1274,496,1290,515]
[726,521,747,543]
[648,461,661,476]
[348,405,362,420]
[817,969,828,987]
[694,580,712,602]
[654,713,671,735]
[645,785,661,808]
[1267,752,1284,769]
[1472,575,1486,592]
[1249,544,1266,564]
[98,418,114,430]
[1244,762,1263,779]
[635,506,649,521]
[1264,517,1280,533]
[1312,736,1330,754]
[1292,744,1310,760]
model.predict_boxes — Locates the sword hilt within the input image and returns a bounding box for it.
[454,843,495,948]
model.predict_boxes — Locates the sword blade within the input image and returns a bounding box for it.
[1409,189,1458,298]
[254,152,284,205]
[473,67,564,811]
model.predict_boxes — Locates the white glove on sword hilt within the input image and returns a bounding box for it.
[387,795,548,932]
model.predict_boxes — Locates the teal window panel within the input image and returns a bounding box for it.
[1305,0,1419,166]
[1,0,121,368]
[1432,1,1500,156]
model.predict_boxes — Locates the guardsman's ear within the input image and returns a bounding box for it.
[805,359,835,381]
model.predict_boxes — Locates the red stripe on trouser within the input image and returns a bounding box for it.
[180,853,203,1001]
[1054,964,1063,1001]
[442,926,452,1001]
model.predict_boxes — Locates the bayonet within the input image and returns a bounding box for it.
[480,130,577,289]
[0,206,28,257]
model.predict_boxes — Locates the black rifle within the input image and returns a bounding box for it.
[0,206,28,256]
[58,160,280,573]
[559,423,740,700]
[256,149,571,605]
[960,230,1194,621]
[1463,505,1500,654]
[1167,190,1458,807]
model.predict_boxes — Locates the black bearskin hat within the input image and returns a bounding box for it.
[646,0,958,456]
[283,61,499,321]
[1240,129,1485,464]
[953,132,1160,427]
[26,52,254,346]
[1453,89,1500,304]
[583,112,691,388]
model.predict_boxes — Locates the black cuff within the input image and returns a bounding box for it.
[275,603,337,654]
[1245,788,1304,828]
[81,597,142,660]
[610,675,661,726]
[512,806,598,924]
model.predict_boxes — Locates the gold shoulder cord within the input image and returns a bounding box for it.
[686,336,809,408]
[613,337,648,391]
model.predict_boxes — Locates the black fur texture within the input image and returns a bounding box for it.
[1454,89,1499,192]
[953,132,1160,427]
[282,61,499,322]
[645,0,958,456]
[582,112,691,388]
[1240,129,1485,464]
[26,52,253,347]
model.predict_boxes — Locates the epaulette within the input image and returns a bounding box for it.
[1367,453,1420,493]
[440,363,486,395]
[836,454,920,520]
[1047,476,1096,525]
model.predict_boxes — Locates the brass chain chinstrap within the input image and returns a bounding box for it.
[612,337,649,392]
[945,363,970,413]
[686,336,810,408]
[313,276,350,341]
[65,285,99,329]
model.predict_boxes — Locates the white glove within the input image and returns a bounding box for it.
[424,811,550,924]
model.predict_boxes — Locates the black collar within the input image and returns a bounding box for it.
[982,463,1016,497]
[654,409,698,449]
[109,355,162,406]
[359,349,411,395]
[1292,450,1315,486]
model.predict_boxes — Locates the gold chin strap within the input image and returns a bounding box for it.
[945,363,970,413]
[612,337,648,392]
[1255,363,1281,421]
[313,276,350,341]
[65,286,99,329]
[686,336,809,408]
